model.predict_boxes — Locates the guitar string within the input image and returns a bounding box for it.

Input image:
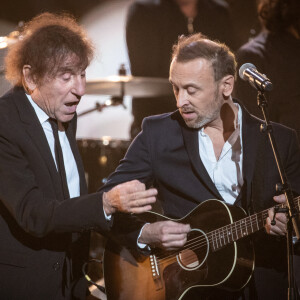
[155,196,300,262]
[155,210,270,264]
[155,217,267,265]
[156,209,268,258]
[155,197,300,265]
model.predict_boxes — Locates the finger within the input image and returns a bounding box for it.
[270,224,286,235]
[161,222,191,234]
[120,188,157,204]
[265,217,272,234]
[275,213,287,224]
[266,217,286,235]
[121,197,155,213]
[162,235,188,249]
[125,191,157,209]
[273,194,286,204]
[267,208,287,226]
[130,205,153,214]
[131,188,158,201]
[119,180,145,193]
[163,240,187,250]
[268,208,274,220]
[162,233,188,243]
[274,215,287,232]
[130,180,146,192]
[131,197,157,209]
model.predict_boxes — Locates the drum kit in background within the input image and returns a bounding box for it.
[77,65,173,193]
[78,69,173,300]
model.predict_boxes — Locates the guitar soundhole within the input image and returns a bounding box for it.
[176,229,209,271]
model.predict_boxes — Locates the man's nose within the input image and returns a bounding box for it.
[73,76,86,97]
[176,90,189,108]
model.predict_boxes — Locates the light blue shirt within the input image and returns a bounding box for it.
[26,94,80,198]
[198,103,243,204]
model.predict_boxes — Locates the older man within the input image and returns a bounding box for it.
[0,12,157,299]
[101,34,300,299]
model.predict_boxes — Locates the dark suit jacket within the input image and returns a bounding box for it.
[0,87,111,299]
[126,0,238,138]
[101,100,300,298]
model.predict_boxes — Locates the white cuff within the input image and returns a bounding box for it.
[103,206,112,221]
[137,223,150,250]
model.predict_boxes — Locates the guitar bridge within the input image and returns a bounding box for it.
[150,254,163,290]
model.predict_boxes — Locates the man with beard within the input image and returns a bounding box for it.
[126,0,239,139]
[101,33,300,299]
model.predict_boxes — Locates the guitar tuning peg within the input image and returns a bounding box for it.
[275,183,288,193]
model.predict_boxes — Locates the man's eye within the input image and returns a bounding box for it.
[61,73,71,81]
[62,77,71,81]
[187,87,196,95]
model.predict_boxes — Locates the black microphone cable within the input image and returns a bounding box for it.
[82,259,106,294]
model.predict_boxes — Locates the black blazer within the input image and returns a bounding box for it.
[102,101,300,271]
[0,87,111,299]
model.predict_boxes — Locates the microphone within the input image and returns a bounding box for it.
[239,63,273,92]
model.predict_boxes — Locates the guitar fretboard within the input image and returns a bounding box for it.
[208,196,300,252]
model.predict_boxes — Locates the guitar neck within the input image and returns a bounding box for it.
[209,196,300,252]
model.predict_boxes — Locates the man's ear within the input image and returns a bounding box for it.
[221,75,234,97]
[22,65,36,93]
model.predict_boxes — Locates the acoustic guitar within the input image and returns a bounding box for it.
[103,198,298,300]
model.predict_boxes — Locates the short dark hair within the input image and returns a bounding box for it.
[5,12,94,86]
[258,0,300,32]
[171,33,237,81]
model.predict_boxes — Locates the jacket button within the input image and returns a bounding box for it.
[53,262,60,271]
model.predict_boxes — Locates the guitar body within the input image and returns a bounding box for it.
[104,199,255,300]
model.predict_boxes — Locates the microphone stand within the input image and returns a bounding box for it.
[257,91,300,300]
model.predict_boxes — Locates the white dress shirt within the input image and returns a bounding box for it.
[26,94,80,198]
[198,104,243,204]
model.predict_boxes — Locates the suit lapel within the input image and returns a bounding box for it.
[180,121,223,200]
[179,101,263,204]
[13,87,64,200]
[240,103,263,208]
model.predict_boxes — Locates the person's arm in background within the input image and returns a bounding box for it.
[233,34,267,118]
[125,2,161,77]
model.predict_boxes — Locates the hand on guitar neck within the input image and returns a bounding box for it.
[138,193,287,252]
[101,182,287,256]
[139,221,191,251]
[104,195,295,299]
[265,194,288,236]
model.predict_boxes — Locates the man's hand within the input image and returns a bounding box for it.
[102,180,157,215]
[138,221,191,251]
[265,194,287,235]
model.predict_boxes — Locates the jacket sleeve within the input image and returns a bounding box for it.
[0,115,111,238]
[98,118,155,251]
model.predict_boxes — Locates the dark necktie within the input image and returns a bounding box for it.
[49,118,70,199]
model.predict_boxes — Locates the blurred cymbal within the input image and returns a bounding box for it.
[0,31,21,49]
[85,75,173,97]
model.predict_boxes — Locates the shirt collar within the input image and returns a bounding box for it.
[199,102,243,136]
[25,93,50,125]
